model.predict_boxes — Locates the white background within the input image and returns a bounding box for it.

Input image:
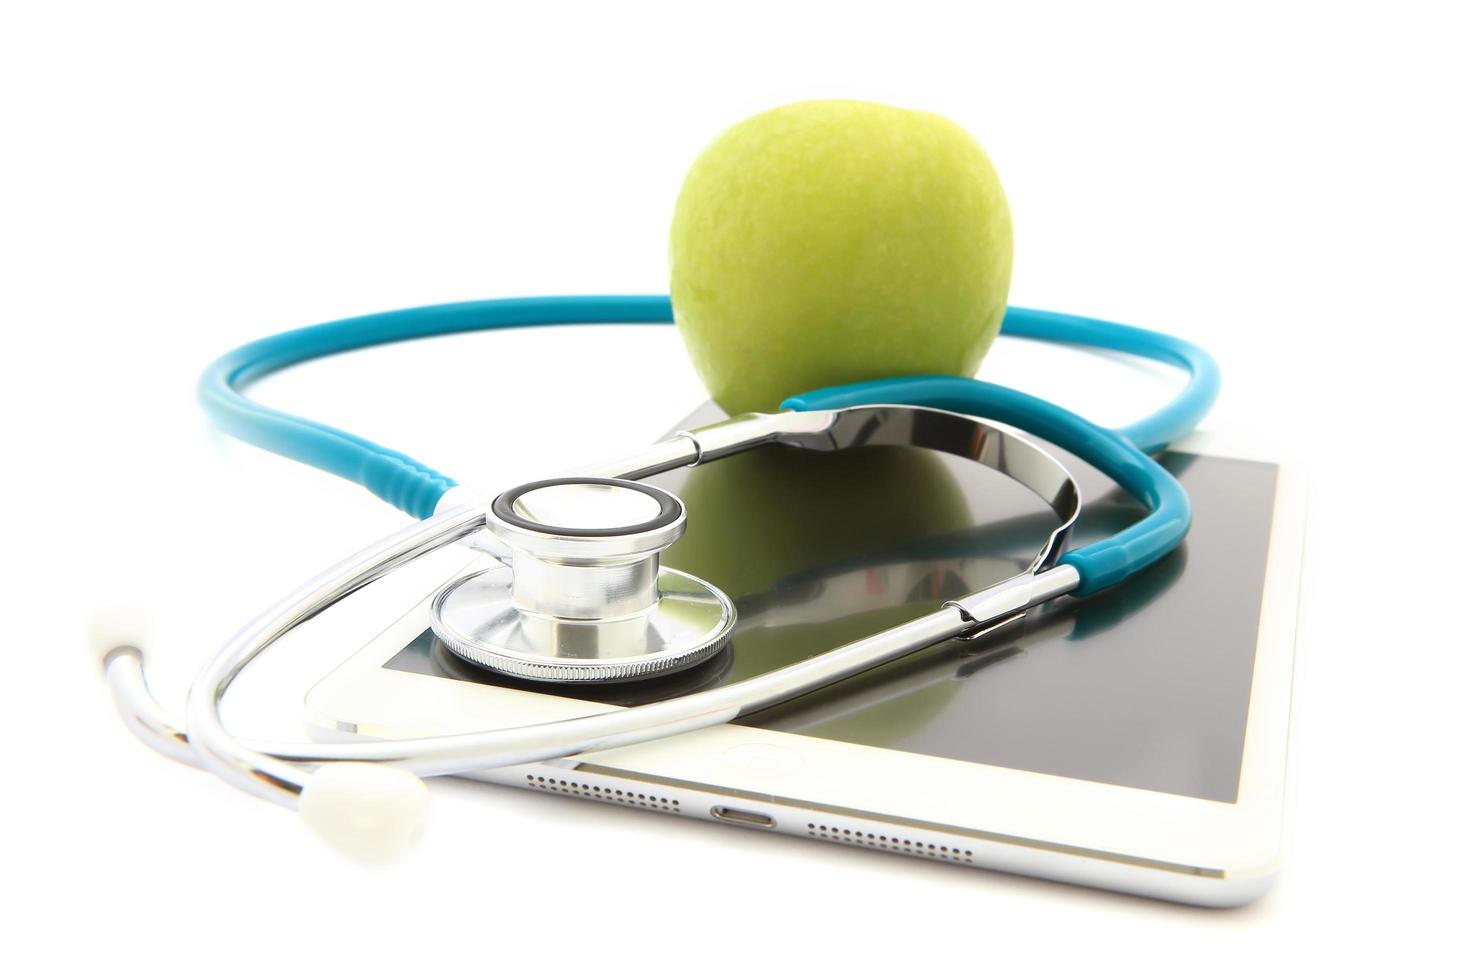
[3,1,1466,976]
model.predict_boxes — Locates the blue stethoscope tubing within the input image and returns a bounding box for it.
[199,296,1218,596]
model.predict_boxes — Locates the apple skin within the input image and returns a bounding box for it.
[670,99,1013,415]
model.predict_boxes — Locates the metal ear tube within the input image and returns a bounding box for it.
[99,406,1102,857]
[94,296,1216,862]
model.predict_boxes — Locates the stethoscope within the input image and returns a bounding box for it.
[93,295,1219,861]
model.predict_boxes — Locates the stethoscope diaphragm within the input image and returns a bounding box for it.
[430,477,737,683]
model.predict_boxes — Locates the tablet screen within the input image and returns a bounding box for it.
[386,407,1279,803]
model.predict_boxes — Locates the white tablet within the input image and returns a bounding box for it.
[303,403,1305,907]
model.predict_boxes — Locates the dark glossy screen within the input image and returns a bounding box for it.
[387,407,1279,803]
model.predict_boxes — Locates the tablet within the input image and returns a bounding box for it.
[305,403,1305,906]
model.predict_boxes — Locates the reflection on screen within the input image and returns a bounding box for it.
[387,410,1279,803]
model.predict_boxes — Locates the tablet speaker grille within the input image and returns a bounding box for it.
[527,774,681,812]
[808,822,974,863]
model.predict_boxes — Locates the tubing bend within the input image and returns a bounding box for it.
[181,503,487,808]
[104,648,379,775]
[119,575,974,786]
[105,651,200,769]
[251,604,978,775]
[154,574,1070,779]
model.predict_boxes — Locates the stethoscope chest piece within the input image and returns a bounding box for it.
[430,477,736,683]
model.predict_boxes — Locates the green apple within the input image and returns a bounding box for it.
[670,99,1012,415]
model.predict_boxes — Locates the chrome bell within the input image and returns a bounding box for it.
[430,477,736,683]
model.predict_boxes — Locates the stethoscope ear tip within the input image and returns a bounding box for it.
[87,600,151,676]
[299,762,431,865]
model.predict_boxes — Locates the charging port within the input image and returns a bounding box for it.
[710,805,775,828]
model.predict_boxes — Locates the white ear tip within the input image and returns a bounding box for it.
[87,600,151,673]
[299,763,430,864]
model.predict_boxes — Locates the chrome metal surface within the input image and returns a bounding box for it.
[945,562,1082,627]
[676,406,1079,572]
[111,598,979,776]
[108,405,1088,812]
[559,434,701,481]
[759,406,1080,573]
[432,566,736,682]
[513,481,665,530]
[294,571,1054,774]
[488,479,685,560]
[434,477,736,682]
[180,501,489,806]
[105,651,199,768]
